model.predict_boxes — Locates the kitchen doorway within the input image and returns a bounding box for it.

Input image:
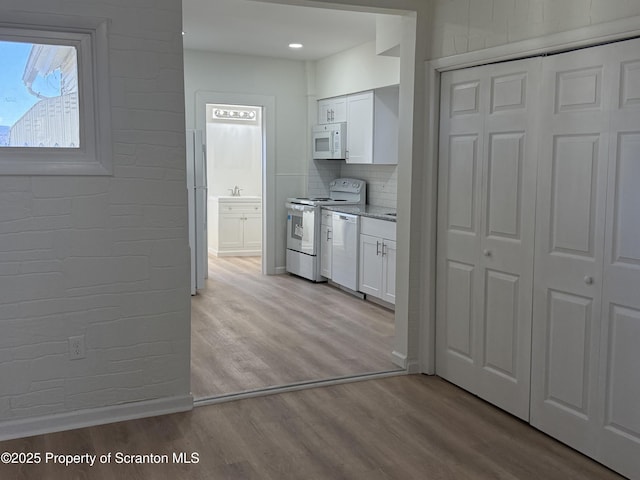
[190,94,400,401]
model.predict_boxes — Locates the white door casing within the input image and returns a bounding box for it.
[436,57,541,421]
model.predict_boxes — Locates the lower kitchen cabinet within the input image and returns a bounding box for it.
[359,217,396,305]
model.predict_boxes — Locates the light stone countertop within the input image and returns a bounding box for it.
[322,205,397,222]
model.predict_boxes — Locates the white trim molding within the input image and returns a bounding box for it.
[0,395,193,442]
[0,11,112,175]
[391,350,408,369]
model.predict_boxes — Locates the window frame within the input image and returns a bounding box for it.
[0,13,112,175]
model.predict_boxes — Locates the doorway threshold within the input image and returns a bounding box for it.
[193,369,406,407]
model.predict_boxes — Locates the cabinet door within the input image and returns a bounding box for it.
[330,96,347,123]
[381,239,396,305]
[320,224,332,279]
[218,214,244,250]
[318,99,333,124]
[243,213,262,250]
[318,96,346,124]
[346,92,374,164]
[359,234,382,297]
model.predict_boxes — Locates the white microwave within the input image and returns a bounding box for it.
[312,122,346,160]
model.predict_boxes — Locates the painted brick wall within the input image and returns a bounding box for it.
[430,0,640,58]
[0,0,190,423]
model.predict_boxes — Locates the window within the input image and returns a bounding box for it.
[0,41,79,149]
[0,15,112,175]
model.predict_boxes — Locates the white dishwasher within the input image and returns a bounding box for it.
[331,212,359,290]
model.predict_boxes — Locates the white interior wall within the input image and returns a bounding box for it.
[0,0,191,434]
[429,0,640,59]
[183,49,308,271]
[313,41,400,99]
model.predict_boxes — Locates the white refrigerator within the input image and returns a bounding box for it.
[186,129,207,295]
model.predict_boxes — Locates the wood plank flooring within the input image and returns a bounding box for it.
[0,375,622,480]
[191,255,398,399]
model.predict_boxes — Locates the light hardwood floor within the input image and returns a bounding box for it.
[0,375,622,480]
[191,255,399,399]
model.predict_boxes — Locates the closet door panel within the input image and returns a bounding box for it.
[436,66,485,391]
[475,59,540,420]
[437,58,540,421]
[530,43,612,456]
[597,38,640,479]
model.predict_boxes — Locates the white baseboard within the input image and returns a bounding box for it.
[391,350,407,369]
[211,250,261,257]
[274,266,287,275]
[0,394,193,441]
[406,359,421,374]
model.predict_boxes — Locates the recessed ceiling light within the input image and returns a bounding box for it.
[181,31,185,36]
[288,43,303,49]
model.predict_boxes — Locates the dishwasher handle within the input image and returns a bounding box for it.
[334,212,358,223]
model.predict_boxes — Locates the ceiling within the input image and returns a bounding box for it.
[181,0,381,61]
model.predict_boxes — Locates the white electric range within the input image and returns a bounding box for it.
[285,178,366,282]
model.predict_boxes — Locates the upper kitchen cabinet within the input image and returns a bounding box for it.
[345,91,374,164]
[318,96,346,124]
[347,86,399,165]
[319,86,398,164]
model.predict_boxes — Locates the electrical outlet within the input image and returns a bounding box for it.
[68,335,85,360]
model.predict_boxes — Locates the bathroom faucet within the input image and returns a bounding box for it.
[229,186,242,196]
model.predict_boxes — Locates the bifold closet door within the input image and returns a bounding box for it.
[436,58,540,421]
[530,37,640,479]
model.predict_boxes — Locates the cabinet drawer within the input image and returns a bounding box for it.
[218,203,261,214]
[360,216,396,241]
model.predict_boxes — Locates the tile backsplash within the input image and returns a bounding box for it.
[340,163,397,209]
[308,160,341,198]
[308,160,398,209]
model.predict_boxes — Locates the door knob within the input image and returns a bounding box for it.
[483,249,492,257]
[584,276,594,285]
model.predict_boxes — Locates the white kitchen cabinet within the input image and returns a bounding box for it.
[242,213,262,250]
[345,91,374,164]
[320,209,332,279]
[317,86,399,164]
[359,217,396,305]
[318,96,346,124]
[210,197,262,256]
